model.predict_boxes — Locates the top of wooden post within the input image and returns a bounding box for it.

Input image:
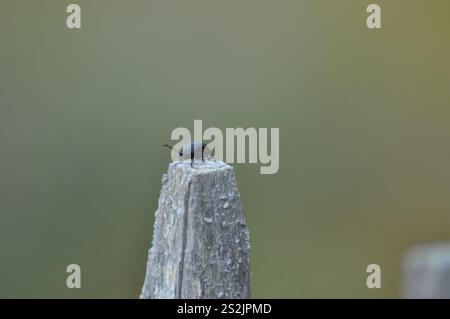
[140,160,251,299]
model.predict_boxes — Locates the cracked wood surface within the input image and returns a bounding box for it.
[140,161,251,299]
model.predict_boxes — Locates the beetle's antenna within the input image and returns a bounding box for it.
[162,144,180,152]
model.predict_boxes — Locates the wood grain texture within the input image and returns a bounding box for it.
[140,161,251,299]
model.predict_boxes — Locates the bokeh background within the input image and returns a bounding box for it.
[1,0,449,298]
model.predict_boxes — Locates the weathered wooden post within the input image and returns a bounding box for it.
[401,242,450,298]
[140,158,251,299]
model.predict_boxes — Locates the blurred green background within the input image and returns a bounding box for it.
[1,0,449,298]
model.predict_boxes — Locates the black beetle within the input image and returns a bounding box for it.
[163,142,211,166]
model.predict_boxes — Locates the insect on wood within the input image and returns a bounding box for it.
[141,143,251,299]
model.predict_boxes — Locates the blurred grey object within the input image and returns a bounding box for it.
[402,243,450,298]
[140,161,251,299]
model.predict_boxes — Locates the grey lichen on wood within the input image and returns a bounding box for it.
[401,242,450,298]
[140,161,251,299]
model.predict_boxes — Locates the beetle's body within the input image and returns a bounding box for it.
[163,142,212,167]
[179,142,210,162]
